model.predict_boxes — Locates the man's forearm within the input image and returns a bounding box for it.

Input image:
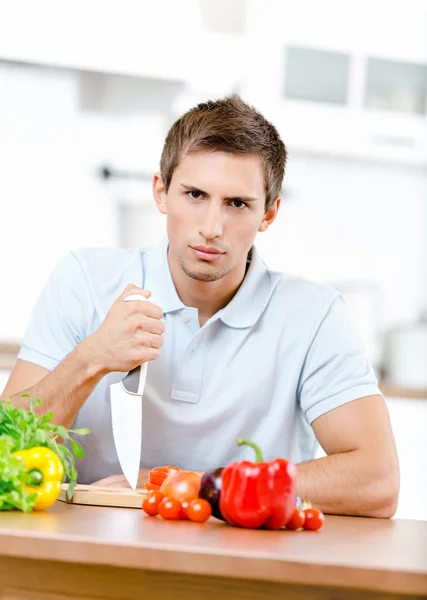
[9,341,107,428]
[297,450,399,518]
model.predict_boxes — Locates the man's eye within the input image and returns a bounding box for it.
[230,200,248,209]
[188,191,203,200]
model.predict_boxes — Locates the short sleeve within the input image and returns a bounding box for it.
[17,252,92,371]
[298,294,381,424]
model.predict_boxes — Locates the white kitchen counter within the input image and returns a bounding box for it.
[386,396,427,521]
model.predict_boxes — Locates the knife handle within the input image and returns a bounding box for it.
[124,293,148,303]
[124,294,148,396]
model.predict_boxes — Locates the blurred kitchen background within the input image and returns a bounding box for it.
[0,0,426,519]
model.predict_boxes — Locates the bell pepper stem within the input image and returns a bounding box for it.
[237,438,264,463]
[27,468,44,487]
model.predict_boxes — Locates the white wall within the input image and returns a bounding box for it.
[255,154,427,364]
[0,62,169,340]
[247,0,427,61]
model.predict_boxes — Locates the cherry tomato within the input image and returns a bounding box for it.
[158,497,182,520]
[187,498,212,523]
[142,491,164,516]
[286,507,306,530]
[179,501,190,520]
[303,508,324,531]
[160,471,202,503]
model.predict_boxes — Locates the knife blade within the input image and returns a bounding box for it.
[110,293,148,490]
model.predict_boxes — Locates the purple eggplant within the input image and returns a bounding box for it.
[198,467,225,521]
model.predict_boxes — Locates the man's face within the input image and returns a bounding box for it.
[154,151,279,283]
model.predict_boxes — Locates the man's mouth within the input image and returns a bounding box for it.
[190,245,225,262]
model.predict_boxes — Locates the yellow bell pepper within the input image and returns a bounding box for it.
[13,447,64,511]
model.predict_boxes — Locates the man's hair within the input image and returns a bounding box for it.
[160,94,287,211]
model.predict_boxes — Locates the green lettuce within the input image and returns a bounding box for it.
[0,397,90,499]
[0,436,36,512]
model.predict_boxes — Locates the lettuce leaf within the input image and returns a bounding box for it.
[0,436,36,512]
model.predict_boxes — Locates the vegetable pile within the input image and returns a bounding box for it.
[143,470,212,523]
[142,438,325,531]
[0,396,89,512]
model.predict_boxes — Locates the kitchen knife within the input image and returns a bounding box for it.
[110,293,148,490]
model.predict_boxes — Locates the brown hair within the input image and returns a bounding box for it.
[160,94,287,211]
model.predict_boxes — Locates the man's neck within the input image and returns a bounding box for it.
[167,249,248,324]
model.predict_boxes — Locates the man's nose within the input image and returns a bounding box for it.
[199,203,223,240]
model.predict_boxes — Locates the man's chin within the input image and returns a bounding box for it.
[180,260,229,283]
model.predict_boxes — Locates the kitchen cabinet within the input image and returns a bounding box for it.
[0,0,244,96]
[246,0,427,63]
[241,47,427,166]
[2,0,426,165]
[283,46,351,106]
[364,58,427,115]
[241,0,427,166]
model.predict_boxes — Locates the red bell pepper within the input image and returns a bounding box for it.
[219,438,297,529]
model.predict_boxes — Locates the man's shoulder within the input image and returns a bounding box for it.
[66,247,145,317]
[269,269,339,315]
[70,247,142,274]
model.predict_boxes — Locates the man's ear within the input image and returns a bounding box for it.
[153,172,168,215]
[258,196,281,232]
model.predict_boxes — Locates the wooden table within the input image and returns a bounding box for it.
[0,503,426,600]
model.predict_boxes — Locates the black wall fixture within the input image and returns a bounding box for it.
[99,165,152,182]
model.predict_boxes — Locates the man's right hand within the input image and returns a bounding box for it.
[83,284,165,374]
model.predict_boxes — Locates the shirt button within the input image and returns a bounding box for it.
[182,312,191,323]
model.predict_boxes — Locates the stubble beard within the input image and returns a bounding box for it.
[178,255,231,283]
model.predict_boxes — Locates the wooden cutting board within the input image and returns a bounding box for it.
[58,484,147,509]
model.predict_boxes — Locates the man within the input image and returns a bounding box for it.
[2,96,399,518]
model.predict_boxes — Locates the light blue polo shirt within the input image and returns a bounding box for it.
[18,238,381,484]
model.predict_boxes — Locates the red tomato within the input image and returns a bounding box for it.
[179,501,190,520]
[187,498,212,523]
[303,508,324,531]
[286,507,306,530]
[158,497,182,520]
[142,491,164,516]
[159,471,202,503]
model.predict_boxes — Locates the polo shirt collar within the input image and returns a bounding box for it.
[217,245,276,329]
[142,238,277,329]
